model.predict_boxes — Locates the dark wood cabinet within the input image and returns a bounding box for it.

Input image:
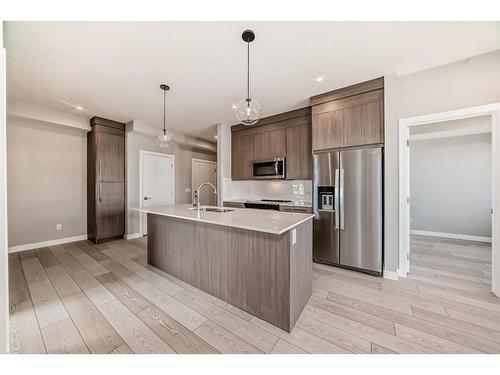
[96,131,125,181]
[231,107,312,180]
[342,92,383,147]
[231,132,254,180]
[286,124,312,180]
[311,77,384,151]
[312,109,343,151]
[268,128,286,159]
[97,182,125,240]
[252,131,269,161]
[87,117,125,243]
[252,128,286,161]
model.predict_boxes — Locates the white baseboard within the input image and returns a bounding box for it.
[124,233,142,240]
[8,234,88,253]
[410,230,491,243]
[383,269,399,280]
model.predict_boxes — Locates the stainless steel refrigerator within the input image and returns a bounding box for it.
[313,147,383,274]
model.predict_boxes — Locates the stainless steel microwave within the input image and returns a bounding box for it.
[252,157,286,179]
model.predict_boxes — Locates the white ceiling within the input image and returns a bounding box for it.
[5,21,500,141]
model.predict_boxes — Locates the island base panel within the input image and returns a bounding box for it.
[147,213,312,332]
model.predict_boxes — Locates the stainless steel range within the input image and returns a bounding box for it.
[244,199,292,210]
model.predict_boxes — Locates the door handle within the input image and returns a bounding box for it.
[143,197,152,200]
[340,169,345,230]
[334,169,339,230]
[99,182,102,202]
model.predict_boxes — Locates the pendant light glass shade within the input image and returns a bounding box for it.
[157,84,173,148]
[157,128,173,148]
[236,30,261,126]
[235,97,262,126]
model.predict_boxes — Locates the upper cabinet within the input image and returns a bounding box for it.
[286,124,312,180]
[268,128,286,159]
[252,128,287,161]
[231,108,312,180]
[311,77,384,151]
[231,132,254,180]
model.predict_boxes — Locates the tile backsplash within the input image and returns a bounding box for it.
[222,178,312,202]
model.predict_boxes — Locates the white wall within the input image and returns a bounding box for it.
[7,117,87,247]
[410,132,491,238]
[216,123,231,206]
[384,49,500,272]
[126,130,216,236]
[0,21,9,353]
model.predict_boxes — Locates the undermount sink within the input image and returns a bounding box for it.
[189,207,234,213]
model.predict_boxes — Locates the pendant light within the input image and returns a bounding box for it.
[156,84,173,148]
[235,30,262,126]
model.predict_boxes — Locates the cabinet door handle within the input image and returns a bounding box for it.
[99,182,102,202]
[99,161,102,181]
[143,197,152,200]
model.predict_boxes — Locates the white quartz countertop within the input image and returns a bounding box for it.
[132,204,314,235]
[223,199,313,208]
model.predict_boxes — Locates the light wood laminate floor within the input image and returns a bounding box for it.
[9,235,498,354]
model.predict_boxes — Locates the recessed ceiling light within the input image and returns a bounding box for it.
[231,104,237,109]
[74,105,84,111]
[314,76,325,83]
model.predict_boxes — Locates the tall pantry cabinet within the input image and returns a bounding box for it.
[87,116,126,243]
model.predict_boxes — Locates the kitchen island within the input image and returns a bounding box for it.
[134,204,313,332]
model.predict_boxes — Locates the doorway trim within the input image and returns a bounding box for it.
[191,158,217,203]
[398,102,500,296]
[139,150,175,236]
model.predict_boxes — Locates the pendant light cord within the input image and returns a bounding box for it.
[163,88,166,134]
[247,40,250,101]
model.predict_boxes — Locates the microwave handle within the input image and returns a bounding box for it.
[275,161,278,176]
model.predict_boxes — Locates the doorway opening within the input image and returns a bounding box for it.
[409,117,492,291]
[192,158,217,206]
[399,103,500,297]
[139,151,175,236]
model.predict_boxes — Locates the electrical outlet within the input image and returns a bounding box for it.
[56,224,62,231]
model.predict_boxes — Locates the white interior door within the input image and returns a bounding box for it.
[192,159,217,206]
[141,152,175,235]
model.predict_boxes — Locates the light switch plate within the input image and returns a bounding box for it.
[56,224,62,231]
[292,228,297,244]
[185,188,191,193]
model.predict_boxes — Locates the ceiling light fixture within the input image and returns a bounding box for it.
[74,105,84,111]
[156,84,174,148]
[235,30,261,126]
[314,76,325,82]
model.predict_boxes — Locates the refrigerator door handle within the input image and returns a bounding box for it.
[340,168,345,230]
[334,168,339,230]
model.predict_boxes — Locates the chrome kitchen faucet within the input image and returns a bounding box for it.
[193,182,217,211]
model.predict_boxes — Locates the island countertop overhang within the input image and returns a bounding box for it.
[132,204,314,235]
